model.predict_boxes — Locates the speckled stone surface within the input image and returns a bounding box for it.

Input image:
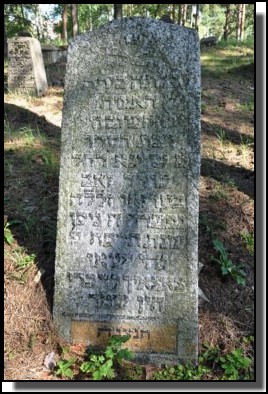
[8,37,48,96]
[54,18,200,365]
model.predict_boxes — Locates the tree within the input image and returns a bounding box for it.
[4,18,8,57]
[223,4,231,40]
[181,4,187,26]
[172,4,176,22]
[62,4,68,44]
[32,4,43,40]
[178,4,182,25]
[244,3,254,38]
[114,4,123,19]
[71,4,79,37]
[241,4,246,40]
[237,4,246,41]
[195,4,200,31]
[4,4,32,37]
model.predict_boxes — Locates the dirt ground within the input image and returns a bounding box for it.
[4,51,254,380]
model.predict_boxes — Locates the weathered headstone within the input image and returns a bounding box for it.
[41,44,60,65]
[200,35,218,47]
[54,18,200,365]
[8,37,48,96]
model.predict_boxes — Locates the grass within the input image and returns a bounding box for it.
[235,134,254,164]
[4,116,59,269]
[4,120,59,175]
[199,213,226,238]
[216,38,254,49]
[209,184,228,202]
[241,232,254,255]
[5,245,36,283]
[201,39,254,79]
[214,128,228,147]
[236,99,254,112]
[4,57,9,69]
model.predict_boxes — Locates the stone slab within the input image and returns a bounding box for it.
[54,17,200,365]
[8,37,48,96]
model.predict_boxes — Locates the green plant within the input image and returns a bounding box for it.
[211,239,246,285]
[55,357,77,379]
[152,362,210,380]
[4,57,9,70]
[241,232,254,255]
[199,214,226,237]
[209,186,228,202]
[215,128,228,146]
[8,247,36,270]
[201,102,207,114]
[216,38,254,49]
[4,219,21,245]
[242,335,254,345]
[236,134,254,162]
[152,342,254,381]
[122,362,144,380]
[15,253,36,270]
[220,348,252,380]
[80,335,133,380]
[4,222,14,245]
[200,344,221,365]
[237,99,254,112]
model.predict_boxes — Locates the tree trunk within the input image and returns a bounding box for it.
[241,4,246,40]
[172,4,176,22]
[223,4,231,40]
[62,4,68,44]
[178,4,182,25]
[4,20,8,58]
[114,4,123,19]
[237,4,243,40]
[195,4,200,30]
[34,4,41,40]
[182,4,187,26]
[190,5,193,28]
[20,5,25,22]
[71,4,79,38]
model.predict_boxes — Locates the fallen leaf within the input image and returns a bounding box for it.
[69,343,86,355]
[145,364,156,380]
[37,371,54,380]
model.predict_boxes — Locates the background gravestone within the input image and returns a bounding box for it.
[54,18,200,365]
[8,36,48,96]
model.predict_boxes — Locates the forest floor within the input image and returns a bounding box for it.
[4,41,254,381]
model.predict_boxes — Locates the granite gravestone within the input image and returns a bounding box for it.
[54,18,200,365]
[8,37,48,96]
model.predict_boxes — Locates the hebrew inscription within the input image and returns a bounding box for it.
[8,37,48,96]
[54,18,200,365]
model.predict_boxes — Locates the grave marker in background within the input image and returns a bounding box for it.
[8,37,48,96]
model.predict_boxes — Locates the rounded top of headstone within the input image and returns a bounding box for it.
[41,44,59,51]
[68,17,199,52]
[159,14,174,24]
[17,31,32,37]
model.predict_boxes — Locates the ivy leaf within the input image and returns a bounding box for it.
[117,348,134,360]
[236,275,246,285]
[4,229,13,245]
[64,368,74,378]
[105,347,115,359]
[80,361,91,373]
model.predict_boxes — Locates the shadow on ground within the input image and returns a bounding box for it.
[4,102,61,310]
